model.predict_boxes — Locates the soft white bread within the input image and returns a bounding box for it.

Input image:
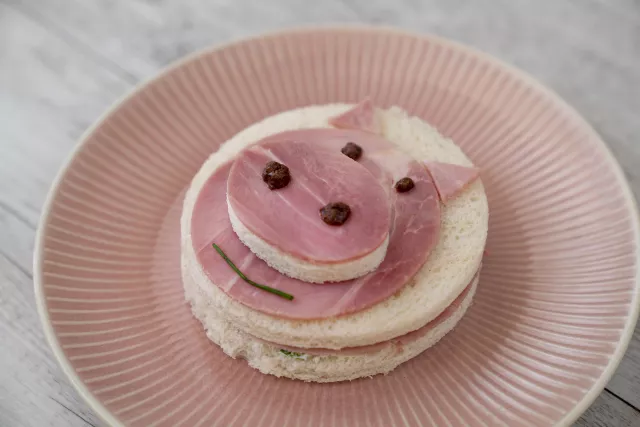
[181,104,488,350]
[228,201,390,283]
[185,269,478,382]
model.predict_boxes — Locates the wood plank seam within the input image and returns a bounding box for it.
[606,389,640,413]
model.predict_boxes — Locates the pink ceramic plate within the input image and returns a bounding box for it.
[35,27,639,426]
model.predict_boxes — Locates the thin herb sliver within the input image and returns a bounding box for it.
[212,243,294,301]
[280,349,305,358]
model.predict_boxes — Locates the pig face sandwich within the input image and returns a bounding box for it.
[181,100,488,382]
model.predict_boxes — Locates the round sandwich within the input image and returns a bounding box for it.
[181,100,488,382]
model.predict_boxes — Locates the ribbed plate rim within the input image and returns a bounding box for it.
[33,25,640,427]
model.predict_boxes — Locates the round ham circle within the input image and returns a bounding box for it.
[227,136,392,268]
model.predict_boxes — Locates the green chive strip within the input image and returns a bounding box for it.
[280,349,304,358]
[212,243,294,301]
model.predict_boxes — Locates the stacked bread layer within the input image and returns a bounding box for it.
[185,266,478,382]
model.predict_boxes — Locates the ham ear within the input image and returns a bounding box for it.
[329,98,381,134]
[424,161,480,203]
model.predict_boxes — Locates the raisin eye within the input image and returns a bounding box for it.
[341,142,363,161]
[262,161,291,190]
[394,177,415,193]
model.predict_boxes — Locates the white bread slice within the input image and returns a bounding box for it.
[181,104,488,349]
[185,266,478,382]
[227,201,390,283]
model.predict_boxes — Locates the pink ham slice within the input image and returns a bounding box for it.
[227,139,391,263]
[424,161,480,203]
[191,129,441,319]
[329,98,380,134]
[274,270,479,356]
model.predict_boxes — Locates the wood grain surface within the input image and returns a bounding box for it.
[0,0,638,425]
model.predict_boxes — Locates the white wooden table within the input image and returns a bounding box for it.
[1,0,639,425]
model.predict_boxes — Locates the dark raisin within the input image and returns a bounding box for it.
[262,161,291,190]
[319,202,351,226]
[394,177,415,193]
[341,142,363,161]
